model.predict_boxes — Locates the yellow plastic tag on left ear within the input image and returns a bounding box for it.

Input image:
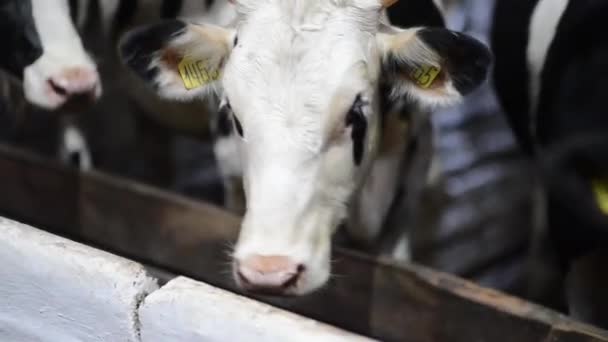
[410,65,441,89]
[592,178,608,215]
[178,57,221,90]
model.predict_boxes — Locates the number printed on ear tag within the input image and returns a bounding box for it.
[178,57,221,90]
[410,65,441,89]
[592,179,608,215]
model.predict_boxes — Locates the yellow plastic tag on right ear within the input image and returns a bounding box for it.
[410,65,441,89]
[592,178,608,215]
[178,57,220,90]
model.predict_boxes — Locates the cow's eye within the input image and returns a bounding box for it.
[223,100,244,138]
[345,95,368,166]
[233,113,244,138]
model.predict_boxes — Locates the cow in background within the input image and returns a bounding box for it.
[73,0,236,188]
[0,0,102,168]
[120,0,491,296]
[0,0,101,110]
[0,0,234,175]
[492,0,608,326]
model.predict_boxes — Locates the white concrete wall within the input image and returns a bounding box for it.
[140,277,375,342]
[0,217,158,342]
[0,218,374,342]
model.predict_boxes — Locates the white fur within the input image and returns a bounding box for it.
[348,149,405,243]
[220,1,386,295]
[213,132,245,213]
[527,0,569,135]
[391,233,412,261]
[59,123,92,171]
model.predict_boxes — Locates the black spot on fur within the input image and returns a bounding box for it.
[69,0,79,22]
[418,28,493,95]
[0,0,43,78]
[112,0,138,40]
[233,115,244,138]
[161,0,184,19]
[377,81,392,127]
[119,20,187,85]
[217,104,233,137]
[346,95,368,166]
[491,0,539,154]
[386,0,444,28]
[69,152,82,168]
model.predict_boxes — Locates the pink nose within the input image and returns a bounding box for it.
[236,255,305,295]
[48,67,100,104]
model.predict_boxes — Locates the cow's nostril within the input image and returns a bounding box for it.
[280,265,304,289]
[47,67,101,103]
[48,80,68,96]
[236,269,251,285]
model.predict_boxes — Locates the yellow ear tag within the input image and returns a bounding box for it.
[410,65,441,89]
[178,57,221,90]
[592,178,608,215]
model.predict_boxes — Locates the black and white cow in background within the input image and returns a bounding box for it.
[0,0,102,168]
[0,0,101,109]
[120,0,491,296]
[492,0,608,326]
[72,0,235,184]
[0,0,234,172]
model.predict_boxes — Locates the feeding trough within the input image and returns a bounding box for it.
[0,143,606,342]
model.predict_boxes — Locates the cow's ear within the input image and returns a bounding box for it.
[377,26,492,108]
[119,20,235,101]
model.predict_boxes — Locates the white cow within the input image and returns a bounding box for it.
[120,0,492,296]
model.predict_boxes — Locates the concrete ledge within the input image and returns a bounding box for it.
[0,218,158,342]
[139,277,375,342]
[0,217,370,341]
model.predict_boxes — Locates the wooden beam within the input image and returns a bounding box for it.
[0,144,606,341]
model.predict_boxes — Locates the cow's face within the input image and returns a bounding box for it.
[120,0,491,296]
[0,0,101,110]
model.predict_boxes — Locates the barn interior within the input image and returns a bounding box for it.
[0,0,607,341]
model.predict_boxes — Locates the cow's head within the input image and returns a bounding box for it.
[120,0,491,296]
[0,0,101,110]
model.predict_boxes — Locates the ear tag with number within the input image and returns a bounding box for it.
[178,57,221,90]
[592,179,608,215]
[410,65,441,89]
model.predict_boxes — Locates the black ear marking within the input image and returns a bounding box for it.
[417,28,493,95]
[119,19,187,84]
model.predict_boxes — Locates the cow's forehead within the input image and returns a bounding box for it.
[224,1,381,123]
[236,0,382,21]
